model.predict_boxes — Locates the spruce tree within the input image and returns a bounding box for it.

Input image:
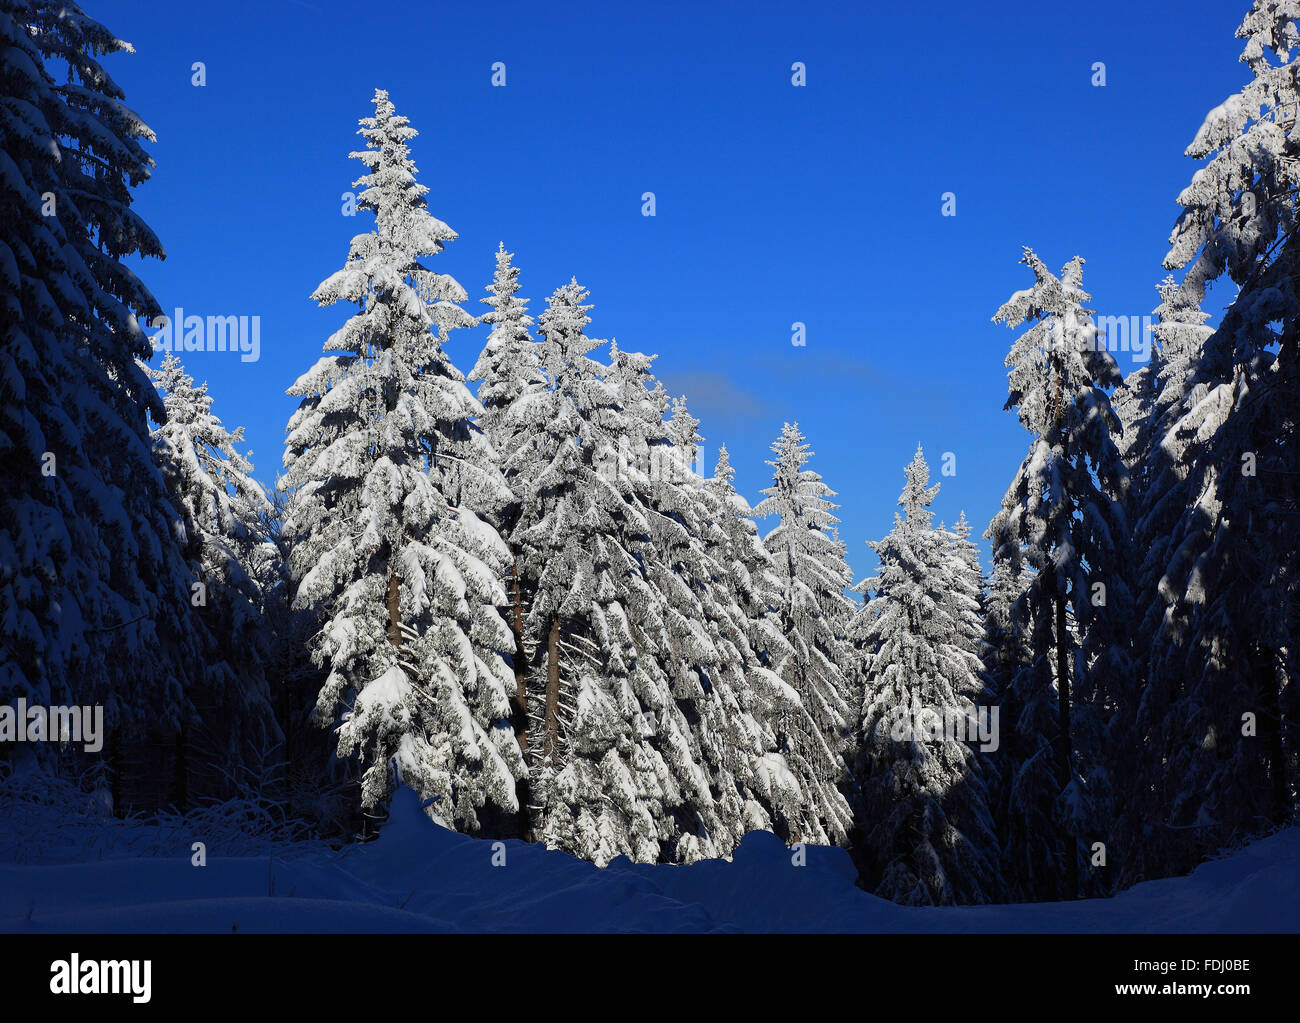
[593,355,725,861]
[506,280,667,863]
[467,242,543,803]
[508,292,785,863]
[988,249,1133,900]
[755,423,856,845]
[979,537,1032,897]
[147,354,275,613]
[145,353,278,794]
[1133,0,1300,872]
[0,0,208,807]
[621,386,738,860]
[1113,279,1215,883]
[656,397,794,856]
[854,448,1001,904]
[703,446,808,840]
[468,242,542,454]
[283,90,523,829]
[944,512,987,661]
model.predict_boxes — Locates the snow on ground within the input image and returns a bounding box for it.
[2,787,1297,933]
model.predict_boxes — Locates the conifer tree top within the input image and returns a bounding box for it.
[898,444,939,530]
[479,242,531,324]
[711,444,734,489]
[759,422,841,531]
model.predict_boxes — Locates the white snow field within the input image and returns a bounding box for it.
[2,786,1296,933]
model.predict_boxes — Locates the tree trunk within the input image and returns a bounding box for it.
[784,539,802,696]
[511,551,528,755]
[386,571,402,651]
[510,551,532,842]
[545,617,560,761]
[1055,584,1078,901]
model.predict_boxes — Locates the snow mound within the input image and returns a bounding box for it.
[2,786,1297,933]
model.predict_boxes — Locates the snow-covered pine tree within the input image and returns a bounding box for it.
[702,445,807,840]
[942,509,1006,878]
[147,354,275,624]
[468,243,542,454]
[505,280,664,862]
[509,291,769,863]
[1112,279,1214,511]
[981,546,1030,708]
[597,369,812,859]
[592,351,722,860]
[755,423,856,846]
[853,448,1001,905]
[283,89,524,832]
[610,378,733,861]
[1143,279,1216,482]
[656,395,792,857]
[1111,360,1157,486]
[944,512,986,661]
[1131,0,1300,873]
[988,249,1134,900]
[145,353,279,797]
[1112,279,1218,883]
[0,0,211,808]
[978,534,1033,897]
[466,243,543,787]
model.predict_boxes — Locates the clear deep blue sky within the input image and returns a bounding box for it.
[104,0,1247,581]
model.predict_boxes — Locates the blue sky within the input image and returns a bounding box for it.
[105,0,1248,581]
